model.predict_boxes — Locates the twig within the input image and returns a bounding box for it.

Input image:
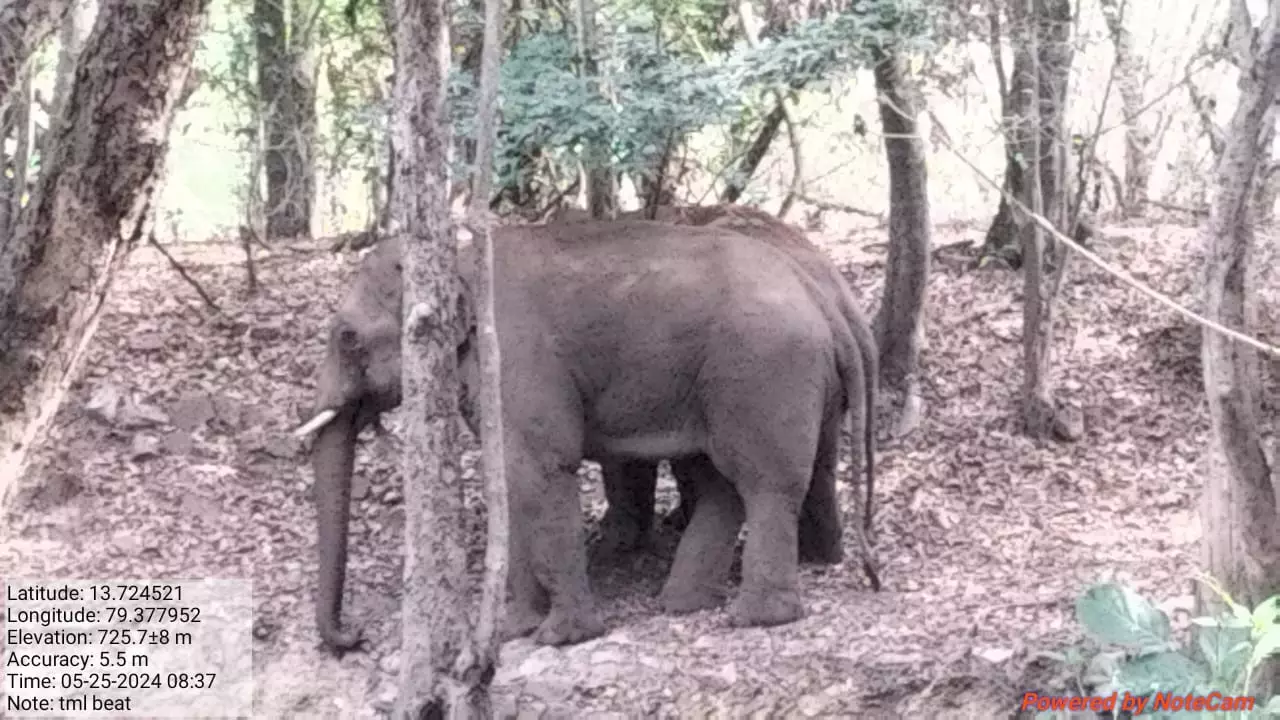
[148,231,221,311]
[1141,198,1209,216]
[796,192,883,221]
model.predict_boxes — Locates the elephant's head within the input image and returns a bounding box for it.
[294,234,479,652]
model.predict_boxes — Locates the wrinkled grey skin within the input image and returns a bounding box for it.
[593,204,878,565]
[303,220,869,651]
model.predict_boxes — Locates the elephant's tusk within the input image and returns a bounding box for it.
[294,409,339,437]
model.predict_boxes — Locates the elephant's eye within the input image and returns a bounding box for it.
[338,327,360,350]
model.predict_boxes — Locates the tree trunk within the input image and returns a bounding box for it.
[1199,0,1280,698]
[720,104,784,204]
[0,0,208,508]
[983,0,1029,262]
[5,66,34,240]
[871,48,930,438]
[255,0,317,239]
[1014,0,1074,439]
[0,0,72,112]
[1098,0,1151,217]
[50,0,97,124]
[575,0,613,218]
[390,0,478,713]
[1251,103,1280,223]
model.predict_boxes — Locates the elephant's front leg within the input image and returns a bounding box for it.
[507,442,606,646]
[595,459,661,558]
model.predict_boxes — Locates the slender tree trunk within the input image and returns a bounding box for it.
[1251,103,1280,223]
[390,0,476,712]
[1015,0,1074,439]
[1099,0,1151,217]
[6,66,34,237]
[721,104,785,204]
[0,0,73,112]
[50,0,97,124]
[984,1,1029,262]
[575,0,613,218]
[871,49,931,437]
[255,0,316,239]
[1199,0,1280,698]
[0,0,208,508]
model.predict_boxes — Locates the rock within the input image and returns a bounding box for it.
[378,652,400,675]
[162,430,193,456]
[85,384,123,425]
[170,391,216,431]
[1053,403,1085,442]
[381,489,402,505]
[129,332,166,352]
[352,471,371,501]
[262,436,299,459]
[214,394,243,428]
[130,434,161,461]
[119,395,170,429]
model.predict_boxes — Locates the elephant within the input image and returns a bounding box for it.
[297,219,874,651]
[588,204,879,564]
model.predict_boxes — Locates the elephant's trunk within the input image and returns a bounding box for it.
[312,406,363,652]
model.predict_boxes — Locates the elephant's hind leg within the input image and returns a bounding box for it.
[659,456,744,614]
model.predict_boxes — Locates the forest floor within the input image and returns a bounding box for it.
[0,217,1230,718]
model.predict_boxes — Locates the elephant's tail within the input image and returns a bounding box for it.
[830,283,880,592]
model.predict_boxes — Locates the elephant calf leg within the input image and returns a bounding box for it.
[659,457,744,614]
[596,459,661,558]
[798,409,844,565]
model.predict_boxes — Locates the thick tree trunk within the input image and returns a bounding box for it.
[390,0,477,712]
[255,0,316,239]
[0,0,208,507]
[0,0,72,111]
[1098,0,1151,217]
[1199,0,1280,698]
[871,49,930,438]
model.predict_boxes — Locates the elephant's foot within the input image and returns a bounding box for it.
[659,581,727,614]
[502,604,545,640]
[533,606,606,646]
[728,588,805,628]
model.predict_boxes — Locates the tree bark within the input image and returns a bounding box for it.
[1013,0,1074,439]
[871,48,930,438]
[0,0,208,508]
[0,0,72,112]
[390,0,477,713]
[575,0,613,218]
[255,0,317,239]
[1199,0,1280,698]
[1098,0,1151,217]
[465,0,509,702]
[50,0,97,124]
[983,0,1029,262]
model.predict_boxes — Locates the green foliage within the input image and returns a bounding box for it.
[452,0,934,200]
[1035,580,1280,720]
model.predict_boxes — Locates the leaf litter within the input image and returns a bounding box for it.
[0,221,1230,717]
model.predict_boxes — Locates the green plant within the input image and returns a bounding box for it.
[1033,580,1280,719]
